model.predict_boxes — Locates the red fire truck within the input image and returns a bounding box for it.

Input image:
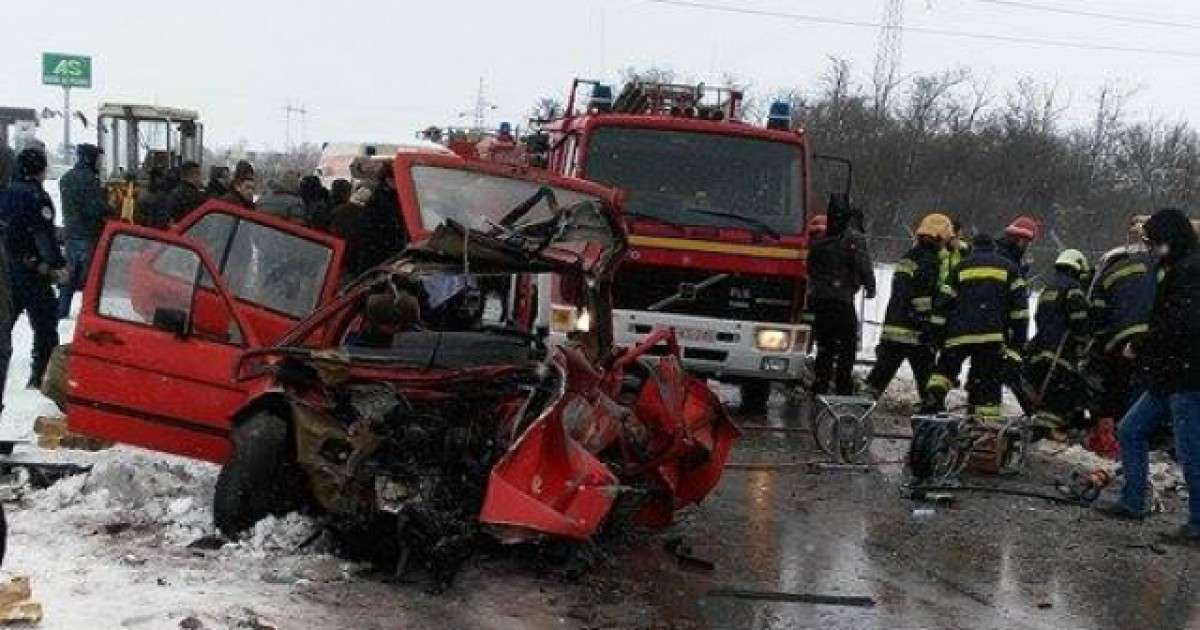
[529,80,841,409]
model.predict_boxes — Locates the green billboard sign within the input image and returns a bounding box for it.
[41,52,92,88]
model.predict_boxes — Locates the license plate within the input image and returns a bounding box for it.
[676,326,717,343]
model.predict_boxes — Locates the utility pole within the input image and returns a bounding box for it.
[873,0,904,113]
[282,101,308,148]
[459,78,498,132]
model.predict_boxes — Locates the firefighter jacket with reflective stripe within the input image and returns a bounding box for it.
[1091,248,1156,354]
[1027,269,1090,361]
[881,240,942,344]
[934,240,1029,349]
[938,240,969,288]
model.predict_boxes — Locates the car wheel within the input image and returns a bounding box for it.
[213,412,301,538]
[740,381,772,413]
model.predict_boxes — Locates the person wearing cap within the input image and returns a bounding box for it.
[1085,216,1158,458]
[1023,248,1093,438]
[221,160,257,210]
[861,213,951,401]
[162,162,208,228]
[922,233,1028,420]
[57,144,113,319]
[997,215,1039,413]
[0,148,66,390]
[805,197,875,395]
[1098,208,1200,546]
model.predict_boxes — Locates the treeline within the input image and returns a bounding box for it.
[778,58,1198,269]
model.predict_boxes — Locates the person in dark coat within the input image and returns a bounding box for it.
[329,178,352,208]
[805,198,875,395]
[0,145,13,191]
[57,144,112,319]
[329,182,372,278]
[1100,208,1200,546]
[0,149,66,389]
[161,162,207,227]
[357,170,407,271]
[258,171,306,223]
[134,167,173,228]
[205,166,230,198]
[1023,249,1092,436]
[300,175,332,230]
[221,160,257,210]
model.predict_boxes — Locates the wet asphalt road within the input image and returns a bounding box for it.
[592,397,1200,630]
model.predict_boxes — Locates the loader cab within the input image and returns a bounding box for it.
[97,103,203,181]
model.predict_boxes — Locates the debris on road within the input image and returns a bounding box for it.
[664,538,715,572]
[0,577,42,625]
[707,587,876,608]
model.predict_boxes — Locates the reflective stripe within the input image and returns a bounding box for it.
[1034,350,1074,370]
[973,405,1002,418]
[1010,309,1030,320]
[1013,278,1028,290]
[1158,269,1166,282]
[1004,348,1023,362]
[929,315,947,326]
[912,296,933,311]
[1103,262,1147,290]
[882,325,921,344]
[1067,289,1086,299]
[1039,290,1059,303]
[1069,311,1089,321]
[1104,323,1150,353]
[1092,298,1107,308]
[944,332,1005,347]
[1032,411,1064,428]
[895,259,918,275]
[960,267,1008,283]
[927,374,954,392]
[940,284,957,297]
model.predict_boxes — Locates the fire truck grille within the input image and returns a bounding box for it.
[612,266,799,324]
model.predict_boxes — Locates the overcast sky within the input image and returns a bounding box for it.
[4,0,1200,151]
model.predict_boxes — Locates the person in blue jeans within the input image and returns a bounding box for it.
[57,144,110,319]
[1098,207,1200,546]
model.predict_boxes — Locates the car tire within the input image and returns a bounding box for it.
[213,412,300,538]
[740,381,772,413]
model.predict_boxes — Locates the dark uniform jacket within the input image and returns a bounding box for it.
[1028,268,1090,361]
[880,239,941,345]
[59,164,111,242]
[0,180,65,281]
[163,181,208,227]
[1091,248,1155,354]
[935,237,1029,349]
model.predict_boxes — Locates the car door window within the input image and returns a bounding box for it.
[222,221,333,318]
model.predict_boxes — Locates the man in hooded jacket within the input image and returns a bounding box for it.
[806,197,875,395]
[57,144,112,319]
[1098,208,1200,546]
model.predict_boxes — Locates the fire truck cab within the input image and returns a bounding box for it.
[532,80,827,408]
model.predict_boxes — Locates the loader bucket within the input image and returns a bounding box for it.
[480,404,618,542]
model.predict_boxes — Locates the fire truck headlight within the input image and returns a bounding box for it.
[755,328,791,352]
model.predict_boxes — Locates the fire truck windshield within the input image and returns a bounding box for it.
[584,126,804,235]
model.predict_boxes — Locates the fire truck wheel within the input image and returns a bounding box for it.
[740,381,772,413]
[214,412,300,538]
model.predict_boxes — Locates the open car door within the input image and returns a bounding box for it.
[168,200,346,345]
[67,223,263,463]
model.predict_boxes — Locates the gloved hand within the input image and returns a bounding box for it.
[1085,418,1120,461]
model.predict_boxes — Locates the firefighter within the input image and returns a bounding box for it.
[0,149,66,389]
[1086,216,1157,456]
[806,201,875,395]
[861,213,951,401]
[997,215,1039,413]
[1024,249,1093,437]
[923,233,1029,419]
[939,218,969,288]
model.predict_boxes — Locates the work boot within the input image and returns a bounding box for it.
[1159,524,1200,546]
[1094,500,1148,522]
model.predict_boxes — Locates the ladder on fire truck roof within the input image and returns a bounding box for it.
[568,79,743,121]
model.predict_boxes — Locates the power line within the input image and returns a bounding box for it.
[973,0,1200,32]
[643,0,1200,59]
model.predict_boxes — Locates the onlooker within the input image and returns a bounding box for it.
[134,167,171,228]
[0,144,13,191]
[258,171,305,223]
[329,178,352,209]
[357,168,407,272]
[806,197,875,395]
[205,165,231,198]
[0,149,66,389]
[163,162,207,227]
[1100,207,1200,545]
[57,144,112,319]
[300,175,332,230]
[221,161,257,210]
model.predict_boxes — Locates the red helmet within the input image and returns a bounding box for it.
[1005,215,1040,241]
[807,214,827,236]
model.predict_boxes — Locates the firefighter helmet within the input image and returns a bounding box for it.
[915,213,953,241]
[1055,249,1089,274]
[1005,215,1040,241]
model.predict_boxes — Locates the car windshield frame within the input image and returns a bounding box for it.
[582,125,806,235]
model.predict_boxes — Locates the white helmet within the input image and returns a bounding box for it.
[1055,249,1089,274]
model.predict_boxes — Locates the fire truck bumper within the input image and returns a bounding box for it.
[597,310,813,382]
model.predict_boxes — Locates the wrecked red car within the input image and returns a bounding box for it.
[63,150,739,577]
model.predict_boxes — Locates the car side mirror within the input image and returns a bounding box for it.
[152,307,189,337]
